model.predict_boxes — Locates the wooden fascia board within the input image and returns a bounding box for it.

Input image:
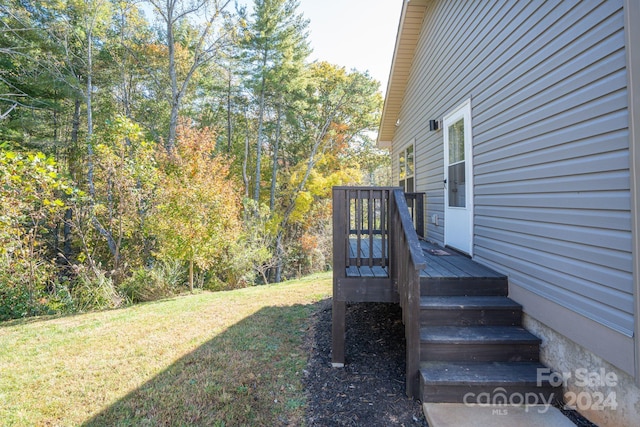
[377,0,430,148]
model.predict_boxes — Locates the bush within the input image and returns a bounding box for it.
[71,267,123,312]
[0,258,54,320]
[0,282,34,321]
[119,261,187,303]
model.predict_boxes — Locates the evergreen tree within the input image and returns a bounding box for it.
[240,0,310,204]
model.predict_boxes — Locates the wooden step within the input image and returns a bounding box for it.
[420,277,508,297]
[420,361,561,404]
[421,326,541,362]
[421,296,522,326]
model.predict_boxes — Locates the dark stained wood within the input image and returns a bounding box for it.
[419,240,505,279]
[421,277,509,296]
[420,296,522,326]
[404,192,426,238]
[332,188,348,368]
[335,278,399,303]
[389,188,427,398]
[380,192,387,267]
[332,188,399,370]
[421,326,541,344]
[420,325,541,365]
[421,361,554,385]
[332,187,348,282]
[421,342,541,363]
[331,186,560,403]
[420,361,560,404]
[331,299,346,366]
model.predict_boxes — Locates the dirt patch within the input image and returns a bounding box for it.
[303,300,427,426]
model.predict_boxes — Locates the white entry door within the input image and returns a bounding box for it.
[443,100,473,255]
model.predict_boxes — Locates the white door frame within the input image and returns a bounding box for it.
[443,99,473,256]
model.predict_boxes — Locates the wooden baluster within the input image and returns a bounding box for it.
[368,190,374,267]
[356,189,362,267]
[381,190,387,268]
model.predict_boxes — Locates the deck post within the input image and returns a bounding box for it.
[332,187,348,367]
[331,298,346,367]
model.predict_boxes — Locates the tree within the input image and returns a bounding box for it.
[271,63,383,281]
[240,0,310,204]
[146,0,234,151]
[151,122,242,291]
[0,150,76,319]
[90,116,157,274]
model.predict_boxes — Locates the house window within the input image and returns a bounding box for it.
[398,143,414,192]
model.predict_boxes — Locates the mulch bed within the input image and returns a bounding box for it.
[303,300,428,426]
[302,299,598,427]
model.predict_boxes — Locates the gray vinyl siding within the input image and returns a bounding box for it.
[391,0,633,343]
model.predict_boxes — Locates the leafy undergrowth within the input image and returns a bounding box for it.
[0,273,332,426]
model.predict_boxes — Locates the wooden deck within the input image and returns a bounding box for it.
[333,187,559,401]
[418,241,503,279]
[345,238,503,280]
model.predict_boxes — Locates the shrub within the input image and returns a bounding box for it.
[119,261,187,303]
[71,266,123,312]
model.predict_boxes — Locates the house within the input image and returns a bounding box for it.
[368,0,639,426]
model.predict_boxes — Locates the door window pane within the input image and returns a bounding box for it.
[448,119,465,164]
[448,162,465,207]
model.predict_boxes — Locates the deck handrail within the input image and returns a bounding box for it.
[389,188,426,398]
[332,186,426,397]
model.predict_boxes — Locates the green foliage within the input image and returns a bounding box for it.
[119,261,187,303]
[0,149,77,319]
[0,0,386,319]
[151,123,244,290]
[90,115,157,271]
[71,266,123,312]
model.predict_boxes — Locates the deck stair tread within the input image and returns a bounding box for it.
[420,361,554,386]
[421,296,521,310]
[421,326,541,344]
[333,187,561,409]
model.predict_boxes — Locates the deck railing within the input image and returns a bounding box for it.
[389,188,427,398]
[333,187,393,271]
[332,186,426,398]
[404,192,426,238]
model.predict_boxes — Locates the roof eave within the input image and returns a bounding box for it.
[376,0,430,148]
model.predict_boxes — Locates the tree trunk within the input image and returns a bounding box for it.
[254,52,268,203]
[189,259,194,293]
[269,104,282,212]
[63,208,73,263]
[227,68,232,153]
[86,27,95,199]
[70,98,81,182]
[166,5,178,152]
[274,230,284,283]
[243,130,250,199]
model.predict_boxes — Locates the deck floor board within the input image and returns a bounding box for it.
[344,238,504,280]
[419,241,504,279]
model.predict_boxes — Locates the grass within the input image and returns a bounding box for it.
[0,272,332,426]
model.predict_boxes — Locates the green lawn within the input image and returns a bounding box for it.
[0,273,332,426]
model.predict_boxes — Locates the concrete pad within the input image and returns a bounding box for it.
[423,403,576,427]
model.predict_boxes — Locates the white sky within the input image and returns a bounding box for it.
[298,0,402,94]
[143,0,403,93]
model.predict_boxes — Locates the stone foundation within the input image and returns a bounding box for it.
[523,314,640,427]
